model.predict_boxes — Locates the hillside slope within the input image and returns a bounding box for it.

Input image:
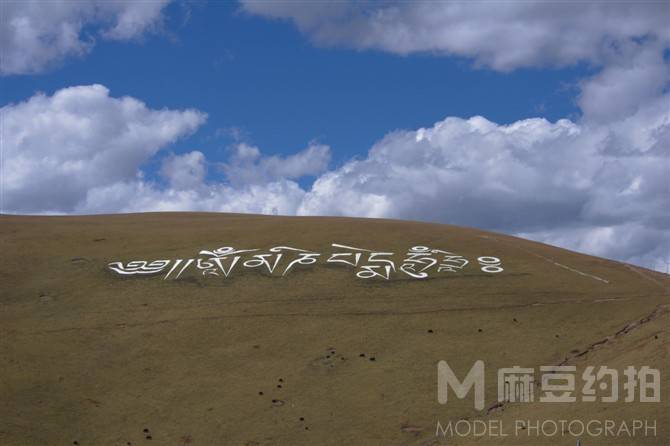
[1,213,668,445]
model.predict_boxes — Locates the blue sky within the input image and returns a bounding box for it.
[2,2,586,185]
[1,1,668,271]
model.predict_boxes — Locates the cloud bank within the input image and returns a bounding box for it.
[0,0,171,74]
[1,84,205,213]
[240,0,669,71]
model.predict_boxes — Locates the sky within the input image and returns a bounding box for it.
[0,0,668,272]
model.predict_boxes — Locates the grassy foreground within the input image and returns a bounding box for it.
[1,212,668,445]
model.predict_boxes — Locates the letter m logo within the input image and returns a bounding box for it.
[437,360,485,410]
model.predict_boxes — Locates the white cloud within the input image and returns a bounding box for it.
[297,106,669,270]
[1,84,206,213]
[77,178,306,216]
[220,142,331,186]
[0,85,321,217]
[0,0,171,75]
[97,1,170,40]
[75,141,330,215]
[578,41,670,123]
[240,1,669,71]
[518,224,670,272]
[161,151,207,190]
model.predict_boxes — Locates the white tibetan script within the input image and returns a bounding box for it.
[108,244,504,280]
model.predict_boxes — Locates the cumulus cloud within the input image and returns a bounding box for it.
[220,142,331,186]
[1,83,668,270]
[297,108,669,271]
[77,178,306,216]
[77,141,330,215]
[240,0,669,71]
[0,85,322,217]
[0,0,171,75]
[161,151,207,190]
[578,41,670,123]
[0,84,206,213]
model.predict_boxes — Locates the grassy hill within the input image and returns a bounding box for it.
[1,213,668,445]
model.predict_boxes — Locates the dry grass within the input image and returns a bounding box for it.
[1,213,668,445]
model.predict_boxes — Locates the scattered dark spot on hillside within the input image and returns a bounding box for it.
[39,291,53,302]
[309,348,348,372]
